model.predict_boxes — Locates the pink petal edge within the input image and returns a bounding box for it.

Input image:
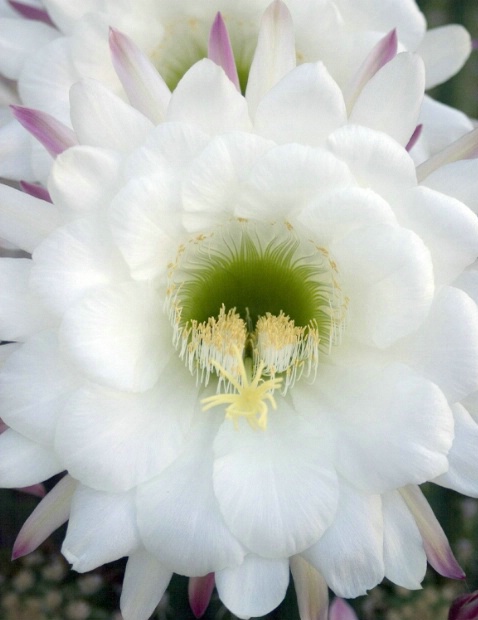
[188,574,215,618]
[8,0,55,27]
[19,181,52,203]
[10,105,77,157]
[208,13,241,91]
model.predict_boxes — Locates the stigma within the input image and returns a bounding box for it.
[201,347,283,431]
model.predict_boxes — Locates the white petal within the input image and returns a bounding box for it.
[422,158,478,213]
[0,18,57,79]
[290,556,329,620]
[13,475,77,559]
[417,25,471,88]
[42,0,100,33]
[120,549,172,620]
[0,120,36,181]
[55,358,195,492]
[0,258,56,340]
[109,174,182,281]
[215,555,289,619]
[350,53,424,146]
[254,62,346,146]
[317,364,453,493]
[413,96,473,167]
[393,186,478,286]
[48,146,123,214]
[69,78,153,151]
[327,124,417,204]
[434,404,478,497]
[62,484,140,572]
[167,59,251,134]
[296,187,395,247]
[303,482,383,598]
[0,429,62,487]
[182,131,275,232]
[31,216,128,314]
[332,224,434,347]
[213,403,338,558]
[0,331,80,446]
[137,418,245,576]
[124,121,210,180]
[60,281,169,392]
[382,490,426,589]
[236,144,353,220]
[399,287,478,403]
[246,0,296,117]
[0,184,60,252]
[110,28,171,124]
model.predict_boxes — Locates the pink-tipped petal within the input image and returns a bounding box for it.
[400,485,465,580]
[246,0,296,116]
[19,180,52,203]
[405,124,423,152]
[17,484,46,498]
[109,27,171,124]
[12,474,77,559]
[0,418,7,433]
[345,29,397,112]
[290,556,328,620]
[208,13,240,91]
[417,126,478,182]
[10,105,77,157]
[448,591,478,620]
[188,574,215,618]
[8,1,55,26]
[329,599,359,620]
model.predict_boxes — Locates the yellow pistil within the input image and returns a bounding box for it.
[201,347,283,431]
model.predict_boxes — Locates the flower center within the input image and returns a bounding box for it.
[166,220,348,411]
[149,14,256,91]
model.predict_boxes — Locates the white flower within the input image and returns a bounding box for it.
[0,0,472,181]
[1,3,478,619]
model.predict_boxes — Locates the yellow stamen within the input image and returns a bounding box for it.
[201,347,283,431]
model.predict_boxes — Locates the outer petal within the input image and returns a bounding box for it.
[417,25,471,88]
[332,224,434,347]
[13,475,77,559]
[60,281,169,392]
[0,331,80,446]
[236,143,353,220]
[0,428,62,487]
[422,158,478,214]
[254,62,346,146]
[31,216,129,314]
[327,124,417,204]
[167,59,252,134]
[48,146,123,214]
[434,404,478,497]
[393,186,478,286]
[213,403,338,558]
[0,258,56,340]
[246,0,296,117]
[137,418,246,576]
[0,183,60,252]
[69,78,153,151]
[349,52,424,146]
[215,555,289,619]
[120,549,172,620]
[304,364,453,493]
[108,174,182,281]
[382,490,426,588]
[0,18,57,79]
[397,287,478,403]
[290,556,329,620]
[55,357,195,492]
[62,484,140,572]
[303,482,384,598]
